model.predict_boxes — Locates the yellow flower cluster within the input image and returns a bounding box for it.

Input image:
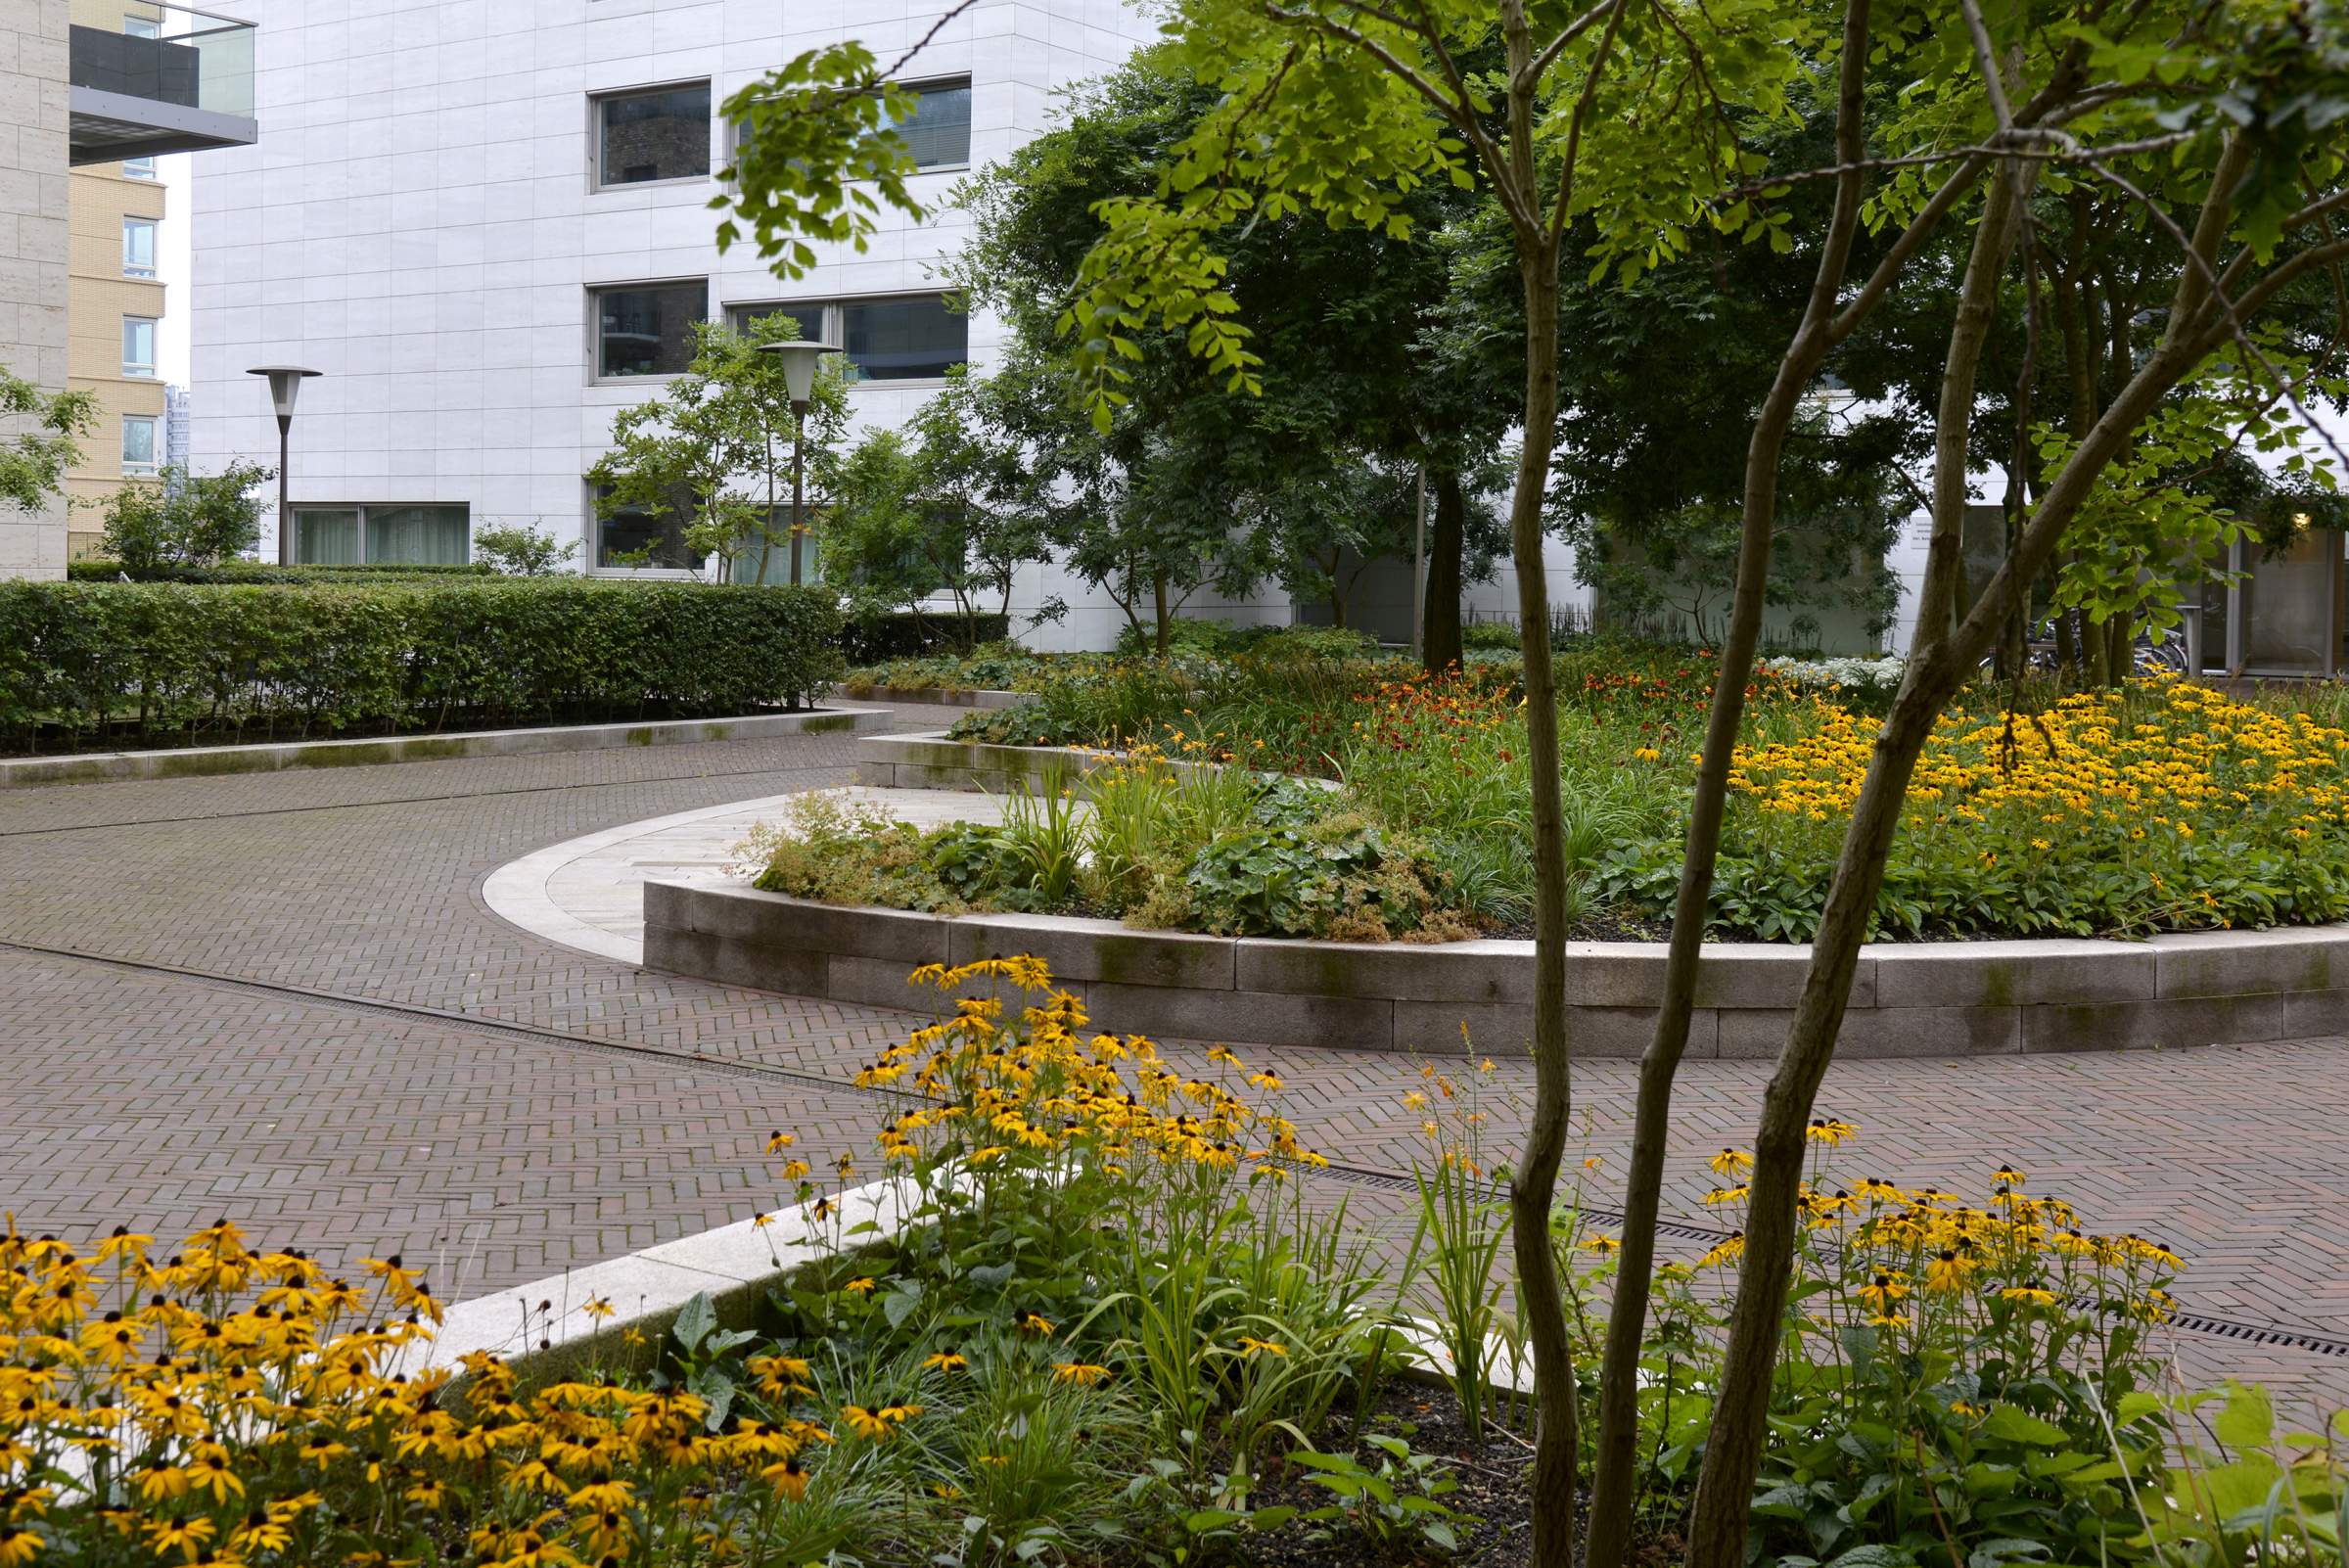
[854,958,1327,1179]
[1683,1139,2183,1345]
[1722,680,2349,841]
[0,1220,926,1568]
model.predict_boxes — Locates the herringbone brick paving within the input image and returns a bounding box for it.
[0,707,2343,1407]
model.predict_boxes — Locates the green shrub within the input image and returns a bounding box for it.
[68,559,494,583]
[1182,818,1458,940]
[0,578,842,746]
[839,610,1010,663]
[1114,616,1248,656]
[1460,620,1521,651]
[98,461,270,572]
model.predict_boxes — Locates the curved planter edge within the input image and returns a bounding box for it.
[642,878,2349,1060]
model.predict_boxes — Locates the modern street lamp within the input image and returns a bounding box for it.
[247,366,320,565]
[758,339,840,586]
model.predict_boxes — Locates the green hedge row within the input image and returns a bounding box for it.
[68,560,496,584]
[1,579,845,747]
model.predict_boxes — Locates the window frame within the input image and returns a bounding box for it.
[585,480,709,577]
[721,291,968,389]
[287,503,474,566]
[882,74,975,173]
[121,156,158,180]
[120,415,158,476]
[726,74,975,178]
[588,277,710,385]
[121,215,158,278]
[589,79,714,193]
[120,315,158,378]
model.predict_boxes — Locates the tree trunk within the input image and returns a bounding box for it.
[1153,573,1171,657]
[1582,8,1875,1564]
[1578,9,1869,1558]
[1505,219,1583,1568]
[1682,134,2250,1568]
[1423,467,1465,673]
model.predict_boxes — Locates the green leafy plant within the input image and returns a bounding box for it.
[472,521,580,576]
[1289,1434,1469,1556]
[99,461,272,573]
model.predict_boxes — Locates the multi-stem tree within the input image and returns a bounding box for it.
[1058,0,1802,1557]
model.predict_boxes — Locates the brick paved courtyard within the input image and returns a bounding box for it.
[2,705,2345,1407]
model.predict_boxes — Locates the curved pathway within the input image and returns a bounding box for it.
[1,705,2344,1408]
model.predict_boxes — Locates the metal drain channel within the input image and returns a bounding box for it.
[7,936,2348,1362]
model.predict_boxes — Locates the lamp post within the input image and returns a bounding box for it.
[757,339,840,585]
[247,366,320,564]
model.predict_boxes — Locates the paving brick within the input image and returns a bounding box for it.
[1,701,2344,1407]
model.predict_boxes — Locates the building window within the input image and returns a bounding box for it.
[883,77,972,169]
[122,156,158,179]
[122,216,157,278]
[842,295,966,381]
[121,416,157,476]
[724,294,967,383]
[290,504,471,566]
[592,483,706,571]
[594,83,711,188]
[121,316,157,377]
[728,301,828,344]
[593,281,706,379]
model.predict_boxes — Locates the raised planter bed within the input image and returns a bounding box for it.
[4,708,890,788]
[643,879,2349,1058]
[839,685,1026,710]
[640,729,2349,1058]
[852,729,1226,792]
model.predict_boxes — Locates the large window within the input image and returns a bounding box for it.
[122,156,157,179]
[121,416,157,476]
[122,216,157,277]
[290,504,471,565]
[882,77,972,169]
[729,301,828,345]
[120,316,156,377]
[593,484,706,571]
[593,280,706,379]
[842,296,966,381]
[595,83,711,187]
[725,294,967,383]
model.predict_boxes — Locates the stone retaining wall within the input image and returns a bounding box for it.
[839,685,1025,710]
[5,708,890,788]
[852,730,1223,793]
[643,879,2349,1058]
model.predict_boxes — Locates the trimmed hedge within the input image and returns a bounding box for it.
[840,611,1012,664]
[1,579,844,748]
[69,560,495,584]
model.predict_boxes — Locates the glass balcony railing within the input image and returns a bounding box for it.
[70,2,254,115]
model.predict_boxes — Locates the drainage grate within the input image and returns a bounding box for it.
[8,937,2348,1361]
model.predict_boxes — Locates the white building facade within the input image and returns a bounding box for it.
[185,0,1132,587]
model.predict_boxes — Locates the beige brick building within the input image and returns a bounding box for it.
[66,157,167,557]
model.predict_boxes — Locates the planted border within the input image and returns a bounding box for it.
[641,731,2349,1059]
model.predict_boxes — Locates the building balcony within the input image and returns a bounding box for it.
[69,4,256,165]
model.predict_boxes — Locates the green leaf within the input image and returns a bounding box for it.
[670,1291,716,1356]
[1980,1404,2070,1448]
[2215,1383,2275,1452]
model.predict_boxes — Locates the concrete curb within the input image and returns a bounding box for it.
[411,1176,925,1380]
[2,708,893,788]
[644,879,2349,1058]
[852,730,1227,792]
[838,685,1026,710]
